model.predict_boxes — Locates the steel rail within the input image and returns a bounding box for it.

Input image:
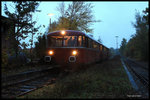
[2,67,60,98]
[124,59,149,88]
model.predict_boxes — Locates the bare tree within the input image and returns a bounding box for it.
[55,1,100,33]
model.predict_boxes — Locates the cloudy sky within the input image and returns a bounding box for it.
[1,1,148,49]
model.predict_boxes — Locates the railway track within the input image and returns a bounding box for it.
[2,66,61,98]
[127,58,148,70]
[123,58,149,89]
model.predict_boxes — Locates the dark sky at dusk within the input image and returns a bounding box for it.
[1,1,148,48]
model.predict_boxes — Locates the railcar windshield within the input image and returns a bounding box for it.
[47,35,85,47]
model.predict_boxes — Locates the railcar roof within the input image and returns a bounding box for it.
[47,30,109,49]
[47,30,85,36]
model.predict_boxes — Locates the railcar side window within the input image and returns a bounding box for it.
[92,41,95,48]
[94,42,99,50]
[104,47,106,52]
[100,45,103,51]
[102,46,104,52]
[93,41,98,49]
[88,39,92,48]
[82,36,86,47]
[78,36,82,47]
[85,37,88,47]
[77,36,86,47]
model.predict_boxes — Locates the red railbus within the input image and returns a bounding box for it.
[44,30,109,70]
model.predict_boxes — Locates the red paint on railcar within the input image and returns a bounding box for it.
[44,30,110,70]
[46,47,103,65]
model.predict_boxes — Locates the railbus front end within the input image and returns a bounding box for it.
[44,30,109,70]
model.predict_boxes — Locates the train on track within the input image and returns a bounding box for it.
[44,30,110,70]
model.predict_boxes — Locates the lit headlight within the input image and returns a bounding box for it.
[61,30,66,35]
[72,50,77,56]
[49,50,54,55]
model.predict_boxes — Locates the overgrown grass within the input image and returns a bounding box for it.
[18,56,137,99]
